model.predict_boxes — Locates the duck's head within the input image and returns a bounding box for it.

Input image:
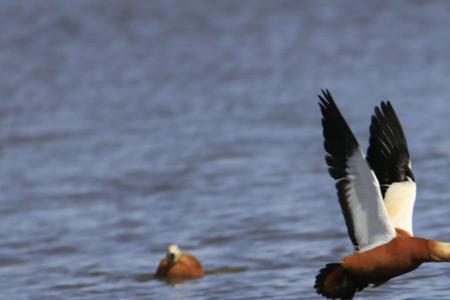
[166,244,182,262]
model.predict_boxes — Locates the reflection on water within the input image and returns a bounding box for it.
[1,1,450,299]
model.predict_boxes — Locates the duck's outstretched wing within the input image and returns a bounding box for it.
[366,101,416,235]
[319,90,396,252]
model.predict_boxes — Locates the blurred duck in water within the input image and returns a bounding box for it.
[155,244,204,284]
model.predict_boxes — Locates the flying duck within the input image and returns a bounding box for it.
[155,244,204,283]
[314,90,450,299]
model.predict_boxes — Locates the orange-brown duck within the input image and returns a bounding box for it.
[315,90,450,299]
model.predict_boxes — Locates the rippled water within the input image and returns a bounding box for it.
[1,1,450,299]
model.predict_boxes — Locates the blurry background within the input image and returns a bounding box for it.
[1,1,450,299]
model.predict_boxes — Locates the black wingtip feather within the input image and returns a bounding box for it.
[367,99,414,196]
[315,263,367,300]
[318,89,359,248]
[314,263,342,299]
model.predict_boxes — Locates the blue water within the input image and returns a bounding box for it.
[1,1,450,299]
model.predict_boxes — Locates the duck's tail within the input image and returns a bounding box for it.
[314,263,367,300]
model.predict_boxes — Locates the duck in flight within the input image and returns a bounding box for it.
[314,90,450,300]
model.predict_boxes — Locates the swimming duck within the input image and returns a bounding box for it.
[155,244,204,281]
[314,90,450,299]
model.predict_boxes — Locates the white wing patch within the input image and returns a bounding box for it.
[384,180,416,235]
[345,147,396,252]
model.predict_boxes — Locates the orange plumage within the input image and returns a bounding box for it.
[155,244,204,282]
[315,90,450,299]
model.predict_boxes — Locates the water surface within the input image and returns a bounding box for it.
[1,1,450,299]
